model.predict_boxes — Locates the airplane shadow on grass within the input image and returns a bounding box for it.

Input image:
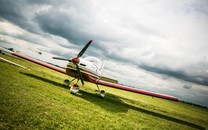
[20,72,205,130]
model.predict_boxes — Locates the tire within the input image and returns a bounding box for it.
[63,79,70,87]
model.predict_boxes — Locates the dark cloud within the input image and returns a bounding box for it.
[183,84,192,89]
[0,0,38,33]
[0,0,105,49]
[0,1,24,21]
[139,65,208,86]
[34,11,88,45]
[0,0,128,59]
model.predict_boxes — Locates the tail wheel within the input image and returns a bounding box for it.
[63,79,70,87]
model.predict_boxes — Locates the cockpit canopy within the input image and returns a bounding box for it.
[83,56,102,69]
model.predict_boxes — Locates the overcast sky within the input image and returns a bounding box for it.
[0,0,208,107]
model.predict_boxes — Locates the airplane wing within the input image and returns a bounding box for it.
[99,81,179,101]
[87,75,179,102]
[9,51,179,102]
[0,46,66,75]
[12,52,66,74]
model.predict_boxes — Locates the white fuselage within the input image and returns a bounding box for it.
[66,56,104,80]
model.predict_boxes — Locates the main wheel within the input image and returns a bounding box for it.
[63,79,70,87]
[100,90,105,98]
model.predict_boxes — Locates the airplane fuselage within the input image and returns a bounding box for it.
[66,57,102,81]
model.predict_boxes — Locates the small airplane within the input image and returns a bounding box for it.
[52,40,106,96]
[1,40,179,101]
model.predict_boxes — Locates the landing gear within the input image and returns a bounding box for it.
[68,78,81,94]
[96,84,105,98]
[64,78,106,98]
[99,90,105,98]
[70,84,80,94]
[63,79,70,87]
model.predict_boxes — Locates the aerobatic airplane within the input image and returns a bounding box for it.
[1,40,179,101]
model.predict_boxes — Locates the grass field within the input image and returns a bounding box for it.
[0,53,208,130]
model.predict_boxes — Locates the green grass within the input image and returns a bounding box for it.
[0,53,208,130]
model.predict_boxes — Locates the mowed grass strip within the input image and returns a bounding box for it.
[0,54,208,130]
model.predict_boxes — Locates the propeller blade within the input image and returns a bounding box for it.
[77,40,93,58]
[52,57,69,61]
[76,64,84,85]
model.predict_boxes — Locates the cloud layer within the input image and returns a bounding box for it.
[0,0,208,106]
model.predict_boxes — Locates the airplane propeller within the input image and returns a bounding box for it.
[52,57,71,61]
[52,40,93,85]
[77,40,93,58]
